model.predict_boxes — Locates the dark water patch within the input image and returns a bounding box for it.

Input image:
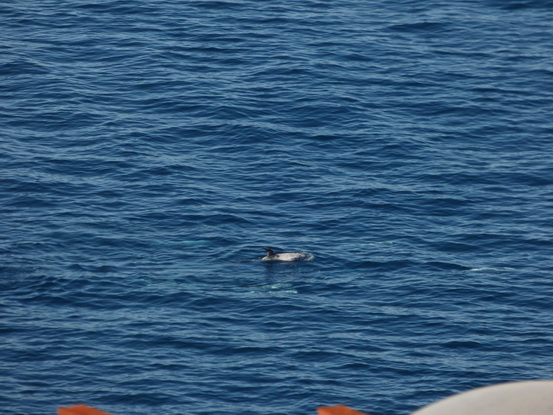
[389,21,451,33]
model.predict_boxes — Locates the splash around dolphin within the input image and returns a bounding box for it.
[262,247,314,262]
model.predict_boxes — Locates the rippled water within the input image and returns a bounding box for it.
[2,1,553,414]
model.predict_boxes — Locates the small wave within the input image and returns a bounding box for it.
[245,283,298,294]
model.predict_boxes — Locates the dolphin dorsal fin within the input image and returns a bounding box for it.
[264,247,276,256]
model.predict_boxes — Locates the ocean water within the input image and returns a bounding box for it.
[2,1,553,414]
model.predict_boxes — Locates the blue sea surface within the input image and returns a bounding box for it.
[2,1,553,414]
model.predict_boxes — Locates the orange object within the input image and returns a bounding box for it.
[317,404,369,415]
[58,404,115,415]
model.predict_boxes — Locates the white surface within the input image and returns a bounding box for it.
[412,381,553,415]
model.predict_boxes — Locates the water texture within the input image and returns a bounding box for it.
[2,1,553,414]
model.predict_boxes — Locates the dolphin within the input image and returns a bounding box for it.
[262,247,313,262]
